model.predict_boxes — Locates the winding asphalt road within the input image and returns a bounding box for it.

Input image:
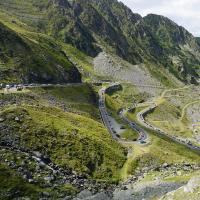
[99,87,119,140]
[137,102,200,152]
[3,83,200,151]
[99,83,200,153]
[120,109,148,143]
[98,85,148,144]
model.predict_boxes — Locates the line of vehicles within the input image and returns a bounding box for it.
[99,89,119,140]
[99,87,148,144]
[0,83,49,89]
[119,110,147,144]
[0,83,24,91]
[138,104,200,152]
[0,83,83,90]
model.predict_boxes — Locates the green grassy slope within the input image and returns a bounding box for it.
[105,84,200,179]
[143,86,200,145]
[0,84,127,199]
[0,163,43,200]
[0,106,126,179]
[0,0,99,56]
[31,84,99,119]
[0,85,126,181]
[0,5,100,83]
[129,132,200,174]
[0,19,81,83]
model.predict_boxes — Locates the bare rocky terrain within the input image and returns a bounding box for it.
[159,176,200,200]
[94,52,164,97]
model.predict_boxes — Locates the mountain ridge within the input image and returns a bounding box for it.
[0,0,200,84]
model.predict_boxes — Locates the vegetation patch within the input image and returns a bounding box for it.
[0,163,42,200]
[0,105,126,181]
[121,129,138,141]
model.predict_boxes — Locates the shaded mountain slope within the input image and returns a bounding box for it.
[0,20,81,83]
[143,14,200,81]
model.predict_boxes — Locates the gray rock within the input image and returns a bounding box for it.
[23,174,27,179]
[44,176,55,182]
[184,176,200,193]
[38,162,46,168]
[113,182,184,200]
[15,117,20,122]
[93,52,163,96]
[28,179,34,183]
[162,163,169,168]
[42,192,51,197]
[33,151,42,158]
[74,192,111,200]
[17,167,23,172]
[63,196,72,200]
[0,117,5,122]
[21,161,25,166]
[86,192,111,200]
[35,165,40,171]
[76,190,93,199]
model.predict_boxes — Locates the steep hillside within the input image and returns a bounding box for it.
[68,0,200,83]
[0,84,127,199]
[0,85,126,179]
[143,14,200,82]
[0,0,100,57]
[0,21,81,83]
[197,37,200,45]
